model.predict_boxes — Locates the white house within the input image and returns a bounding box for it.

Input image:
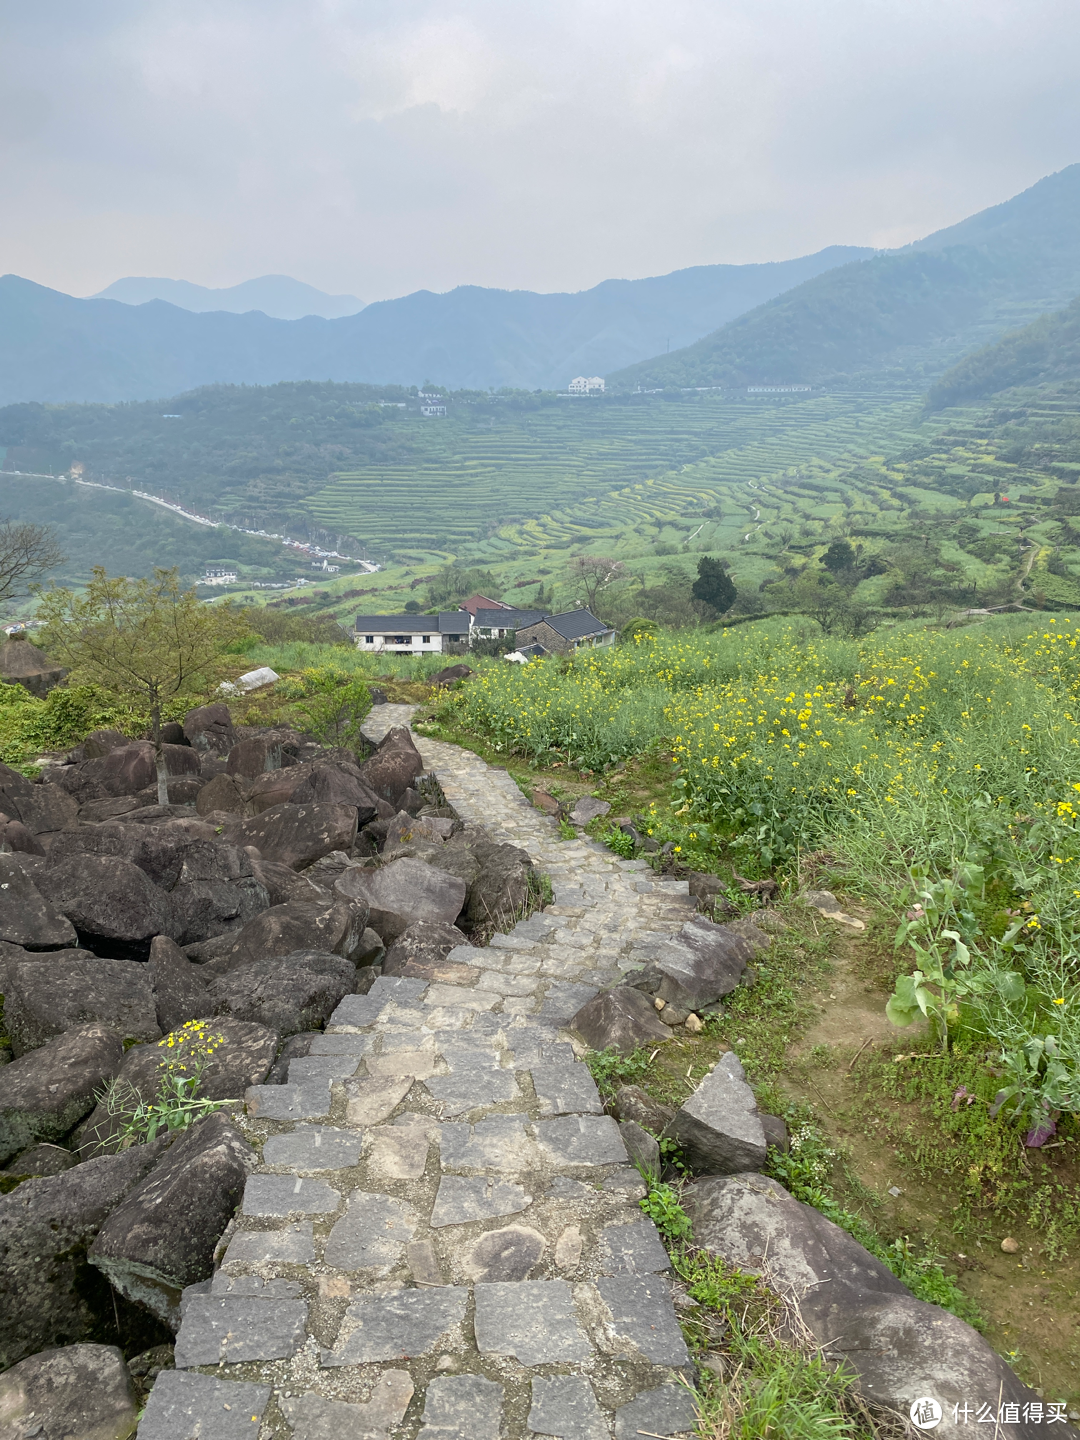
[202,568,238,586]
[421,405,447,418]
[568,376,605,394]
[354,612,470,655]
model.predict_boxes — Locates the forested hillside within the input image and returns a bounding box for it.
[928,294,1080,408]
[611,164,1080,393]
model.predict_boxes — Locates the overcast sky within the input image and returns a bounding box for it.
[3,0,1079,303]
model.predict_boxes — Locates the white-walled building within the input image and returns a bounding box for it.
[568,376,605,394]
[353,613,469,655]
[202,568,238,586]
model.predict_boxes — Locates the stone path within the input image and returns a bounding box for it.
[141,706,701,1440]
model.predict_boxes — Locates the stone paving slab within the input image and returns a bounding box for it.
[147,708,701,1439]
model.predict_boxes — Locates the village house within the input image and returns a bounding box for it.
[202,567,238,586]
[456,594,510,617]
[470,608,546,642]
[513,608,615,656]
[568,376,605,394]
[353,613,469,655]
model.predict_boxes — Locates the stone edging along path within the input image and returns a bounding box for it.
[139,705,704,1440]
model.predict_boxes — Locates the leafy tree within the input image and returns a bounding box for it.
[821,539,857,575]
[691,555,737,616]
[0,517,64,603]
[38,568,248,803]
[404,600,421,614]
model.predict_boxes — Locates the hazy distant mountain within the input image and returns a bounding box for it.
[0,247,870,405]
[610,164,1080,393]
[92,274,365,320]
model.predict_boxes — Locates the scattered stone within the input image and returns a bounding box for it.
[2,952,159,1057]
[473,1280,591,1365]
[0,1142,77,1179]
[570,986,670,1054]
[417,1374,503,1440]
[0,855,78,949]
[569,796,611,827]
[356,726,425,808]
[207,948,356,1036]
[528,1375,608,1440]
[0,1138,169,1369]
[554,1225,583,1271]
[802,890,866,931]
[1000,1236,1020,1254]
[322,1286,468,1366]
[760,1112,790,1152]
[465,841,537,929]
[645,916,753,1011]
[0,1023,124,1165]
[670,1051,767,1175]
[684,1012,704,1034]
[222,803,359,870]
[335,858,467,941]
[463,1224,546,1282]
[147,934,211,1033]
[89,1113,255,1328]
[532,789,560,815]
[0,1343,138,1440]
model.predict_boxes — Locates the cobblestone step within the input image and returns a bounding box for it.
[140,706,698,1440]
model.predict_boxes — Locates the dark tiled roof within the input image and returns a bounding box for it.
[539,609,611,640]
[472,609,547,629]
[354,614,465,633]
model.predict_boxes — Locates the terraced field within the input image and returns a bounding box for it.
[303,393,931,559]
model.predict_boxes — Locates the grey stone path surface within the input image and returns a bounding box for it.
[141,705,699,1440]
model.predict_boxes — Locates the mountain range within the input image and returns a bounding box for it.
[1,164,1078,405]
[0,246,869,405]
[91,274,365,321]
[611,164,1080,393]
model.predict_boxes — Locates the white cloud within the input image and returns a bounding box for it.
[1,0,1077,300]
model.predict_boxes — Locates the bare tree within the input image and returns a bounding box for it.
[567,555,625,613]
[0,519,65,604]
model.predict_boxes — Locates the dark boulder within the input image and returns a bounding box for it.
[0,1024,124,1164]
[76,1018,277,1158]
[48,821,192,891]
[226,735,282,778]
[245,764,314,814]
[335,857,467,941]
[356,725,424,808]
[183,703,236,754]
[169,872,270,946]
[684,1171,1051,1432]
[1,1143,78,1179]
[2,952,160,1057]
[194,772,248,816]
[90,1112,254,1328]
[431,664,472,685]
[97,742,200,798]
[670,1051,767,1174]
[249,854,328,907]
[625,917,752,1012]
[0,1343,139,1440]
[0,855,78,949]
[147,935,212,1034]
[6,783,79,837]
[383,920,473,969]
[78,730,129,761]
[222,802,358,869]
[290,764,379,823]
[0,812,46,855]
[610,1085,677,1136]
[384,810,449,851]
[571,987,671,1056]
[0,1138,170,1369]
[35,853,175,958]
[465,842,537,929]
[0,635,69,698]
[202,897,370,976]
[208,949,356,1036]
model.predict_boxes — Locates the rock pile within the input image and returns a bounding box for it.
[0,703,549,1407]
